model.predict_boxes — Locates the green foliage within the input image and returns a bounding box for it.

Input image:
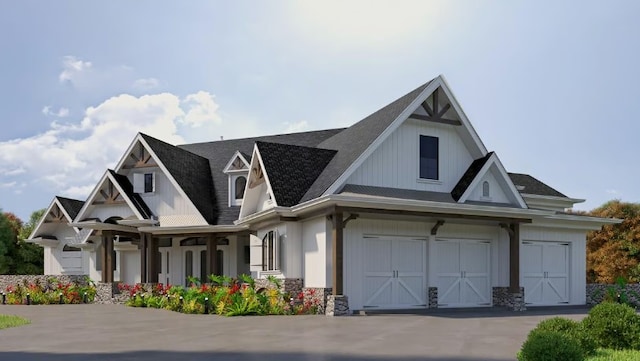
[0,314,30,329]
[518,330,584,361]
[121,274,321,316]
[582,302,640,350]
[18,209,45,242]
[0,211,14,274]
[533,317,596,356]
[0,209,45,275]
[586,349,640,360]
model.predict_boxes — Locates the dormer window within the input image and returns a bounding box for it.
[223,151,250,207]
[133,173,155,194]
[235,176,247,200]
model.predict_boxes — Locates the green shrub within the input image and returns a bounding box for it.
[518,330,584,361]
[533,317,596,356]
[582,302,640,350]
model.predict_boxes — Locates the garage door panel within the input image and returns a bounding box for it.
[397,277,425,305]
[395,240,424,272]
[365,240,392,272]
[438,278,461,305]
[364,278,393,306]
[436,239,491,307]
[522,241,569,305]
[435,242,460,273]
[461,243,489,273]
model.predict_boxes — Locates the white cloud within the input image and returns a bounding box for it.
[132,78,160,91]
[0,181,16,188]
[606,189,620,195]
[42,106,70,118]
[283,120,310,133]
[181,91,222,127]
[0,91,227,201]
[59,56,92,83]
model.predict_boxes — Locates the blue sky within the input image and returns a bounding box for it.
[1,1,639,221]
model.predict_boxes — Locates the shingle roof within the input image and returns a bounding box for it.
[55,196,85,220]
[108,170,153,219]
[178,129,343,224]
[451,152,494,201]
[256,141,337,207]
[140,134,218,224]
[508,173,567,198]
[300,79,435,202]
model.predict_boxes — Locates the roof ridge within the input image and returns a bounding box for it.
[180,128,348,147]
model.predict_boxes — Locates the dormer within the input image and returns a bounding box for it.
[223,151,250,206]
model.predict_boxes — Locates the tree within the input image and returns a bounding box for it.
[0,211,15,274]
[586,200,640,283]
[15,209,46,275]
[19,209,45,241]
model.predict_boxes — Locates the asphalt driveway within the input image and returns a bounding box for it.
[0,304,589,361]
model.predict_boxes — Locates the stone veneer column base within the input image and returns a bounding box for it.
[428,287,438,308]
[492,287,526,311]
[302,287,331,314]
[326,295,350,316]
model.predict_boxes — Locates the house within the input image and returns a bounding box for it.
[28,75,618,314]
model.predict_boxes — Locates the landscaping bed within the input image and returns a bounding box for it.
[1,276,96,305]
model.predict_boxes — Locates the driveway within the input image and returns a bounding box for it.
[0,305,589,361]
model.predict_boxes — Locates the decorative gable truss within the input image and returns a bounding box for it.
[239,145,276,219]
[28,197,78,244]
[223,151,250,206]
[453,152,527,208]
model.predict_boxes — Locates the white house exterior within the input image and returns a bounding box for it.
[28,75,618,314]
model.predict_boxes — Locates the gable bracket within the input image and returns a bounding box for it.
[499,223,515,237]
[430,220,445,235]
[411,87,462,126]
[326,213,359,229]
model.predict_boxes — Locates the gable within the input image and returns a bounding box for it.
[29,197,80,240]
[74,171,144,223]
[223,151,250,173]
[239,146,276,218]
[302,75,489,200]
[465,166,512,204]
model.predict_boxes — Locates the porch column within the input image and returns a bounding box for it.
[140,233,148,283]
[206,234,218,277]
[509,223,520,292]
[102,231,114,283]
[147,236,159,283]
[332,210,344,296]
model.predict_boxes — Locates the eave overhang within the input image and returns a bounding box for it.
[70,221,138,234]
[137,224,249,236]
[28,237,60,247]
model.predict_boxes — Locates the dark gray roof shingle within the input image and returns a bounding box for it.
[55,196,85,220]
[341,184,456,203]
[178,129,343,224]
[256,141,337,207]
[140,134,218,224]
[508,173,567,198]
[300,79,435,202]
[451,152,494,201]
[108,170,153,219]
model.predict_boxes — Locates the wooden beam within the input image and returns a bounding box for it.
[509,223,520,292]
[103,231,114,283]
[92,200,127,205]
[422,101,434,117]
[207,234,218,277]
[148,237,159,283]
[140,233,148,283]
[437,103,451,118]
[332,210,344,296]
[432,87,439,114]
[343,213,359,228]
[430,220,445,235]
[409,113,462,126]
[336,206,532,224]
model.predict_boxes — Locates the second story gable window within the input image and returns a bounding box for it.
[235,176,247,200]
[419,135,439,180]
[133,173,155,194]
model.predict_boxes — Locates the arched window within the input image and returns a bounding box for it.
[235,176,247,200]
[262,231,278,271]
[482,181,490,198]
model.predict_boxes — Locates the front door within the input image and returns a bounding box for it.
[159,248,171,286]
[183,246,206,286]
[362,237,426,309]
[435,239,491,307]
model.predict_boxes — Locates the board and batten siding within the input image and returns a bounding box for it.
[520,225,587,305]
[126,168,207,226]
[302,217,331,288]
[346,119,474,192]
[466,169,511,204]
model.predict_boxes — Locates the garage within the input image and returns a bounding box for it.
[434,239,491,307]
[521,241,570,305]
[361,237,427,309]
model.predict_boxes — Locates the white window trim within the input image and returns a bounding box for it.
[261,230,280,272]
[417,134,440,181]
[133,172,155,194]
[228,172,248,206]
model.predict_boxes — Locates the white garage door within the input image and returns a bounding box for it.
[362,237,426,309]
[522,241,569,305]
[434,239,491,307]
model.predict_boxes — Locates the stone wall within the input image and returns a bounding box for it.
[587,283,640,307]
[0,275,89,293]
[302,287,331,315]
[492,287,526,311]
[326,295,350,316]
[428,287,438,308]
[254,278,303,297]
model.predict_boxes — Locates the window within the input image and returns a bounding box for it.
[133,173,155,193]
[262,231,279,271]
[482,181,490,198]
[235,176,247,200]
[419,135,439,180]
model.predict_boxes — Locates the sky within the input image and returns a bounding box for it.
[1,0,639,221]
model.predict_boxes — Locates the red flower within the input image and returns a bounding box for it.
[228,283,241,295]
